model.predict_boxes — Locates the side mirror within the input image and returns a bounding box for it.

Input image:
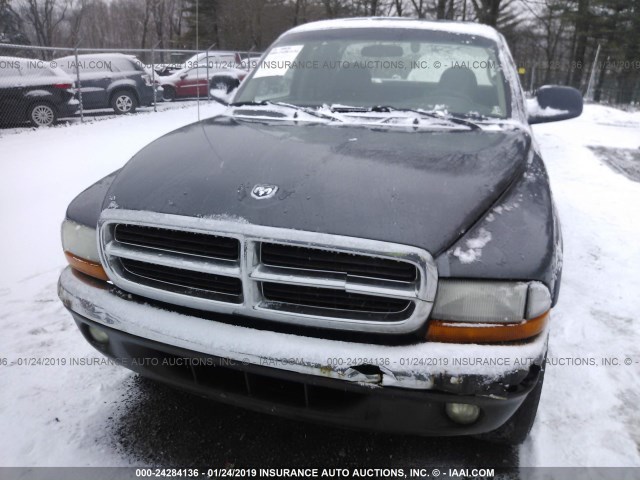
[527,85,583,124]
[180,73,188,80]
[209,80,238,107]
[210,75,241,95]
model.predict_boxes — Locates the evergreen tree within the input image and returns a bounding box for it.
[181,0,220,49]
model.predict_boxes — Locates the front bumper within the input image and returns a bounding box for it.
[58,267,547,436]
[139,85,157,106]
[58,98,80,117]
[154,86,164,102]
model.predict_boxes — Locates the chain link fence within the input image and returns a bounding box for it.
[0,43,260,127]
[517,57,640,108]
[3,40,639,129]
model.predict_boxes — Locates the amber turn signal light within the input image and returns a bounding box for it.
[64,251,109,282]
[426,312,549,343]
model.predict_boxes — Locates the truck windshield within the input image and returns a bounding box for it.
[234,28,510,119]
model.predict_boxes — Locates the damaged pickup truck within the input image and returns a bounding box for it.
[58,18,583,444]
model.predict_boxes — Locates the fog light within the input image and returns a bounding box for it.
[88,325,109,344]
[445,402,480,425]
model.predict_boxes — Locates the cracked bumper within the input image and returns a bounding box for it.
[58,267,547,436]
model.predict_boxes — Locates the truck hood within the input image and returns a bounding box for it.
[104,115,531,255]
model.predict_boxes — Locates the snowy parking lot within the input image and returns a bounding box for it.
[0,103,639,468]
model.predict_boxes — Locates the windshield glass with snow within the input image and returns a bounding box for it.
[234,28,510,119]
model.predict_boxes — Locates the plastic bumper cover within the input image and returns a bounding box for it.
[58,267,548,436]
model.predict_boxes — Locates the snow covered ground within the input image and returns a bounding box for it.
[0,103,639,468]
[522,105,640,467]
[0,102,224,466]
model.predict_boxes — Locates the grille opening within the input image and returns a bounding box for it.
[261,243,417,283]
[192,363,365,409]
[246,373,307,407]
[350,364,382,376]
[114,224,240,260]
[115,335,370,409]
[262,282,412,314]
[307,385,364,410]
[193,363,247,394]
[120,258,243,302]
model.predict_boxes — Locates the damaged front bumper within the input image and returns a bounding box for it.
[58,267,548,436]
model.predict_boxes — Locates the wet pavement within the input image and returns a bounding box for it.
[588,146,640,182]
[110,376,518,470]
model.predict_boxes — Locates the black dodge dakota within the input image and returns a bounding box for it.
[58,18,582,444]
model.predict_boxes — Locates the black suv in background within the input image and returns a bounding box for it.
[0,56,79,127]
[57,53,159,114]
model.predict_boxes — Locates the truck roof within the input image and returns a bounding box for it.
[287,17,502,43]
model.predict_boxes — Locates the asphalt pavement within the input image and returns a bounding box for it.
[110,376,518,470]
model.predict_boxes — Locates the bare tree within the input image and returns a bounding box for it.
[322,0,344,17]
[21,0,70,55]
[470,0,501,26]
[64,0,89,46]
[520,0,570,84]
[167,0,186,42]
[139,0,152,48]
[291,0,309,25]
[469,0,522,29]
[151,0,166,59]
[410,0,429,18]
[567,0,590,88]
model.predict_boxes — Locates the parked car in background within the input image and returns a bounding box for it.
[160,64,247,101]
[239,52,262,70]
[154,50,250,77]
[0,56,79,127]
[57,53,160,114]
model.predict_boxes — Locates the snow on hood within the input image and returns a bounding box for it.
[452,227,492,264]
[105,116,530,256]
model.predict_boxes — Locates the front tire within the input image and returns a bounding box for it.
[162,86,176,102]
[474,359,546,445]
[29,103,56,127]
[111,90,137,114]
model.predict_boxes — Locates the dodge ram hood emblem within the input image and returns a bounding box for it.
[251,184,278,199]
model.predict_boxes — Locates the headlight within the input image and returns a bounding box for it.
[61,219,108,281]
[428,280,552,343]
[432,280,551,323]
[61,219,100,262]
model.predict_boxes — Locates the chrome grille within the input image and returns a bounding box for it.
[120,258,243,303]
[261,283,414,316]
[98,210,437,334]
[260,242,418,282]
[114,224,240,260]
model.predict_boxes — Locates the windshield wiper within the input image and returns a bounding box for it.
[330,105,482,130]
[230,101,342,122]
[230,100,269,107]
